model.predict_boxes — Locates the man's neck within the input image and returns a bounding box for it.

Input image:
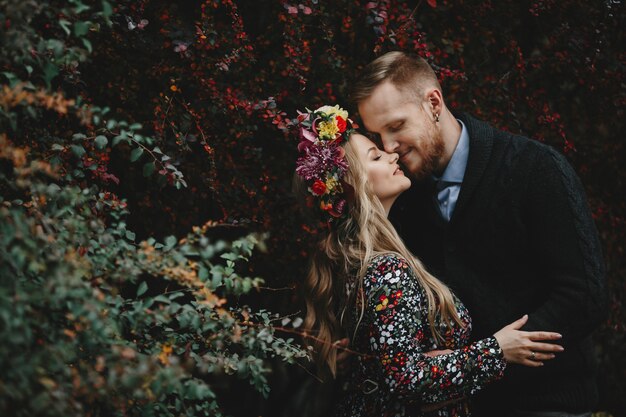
[437,110,463,173]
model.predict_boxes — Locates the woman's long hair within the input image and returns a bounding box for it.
[296,138,464,376]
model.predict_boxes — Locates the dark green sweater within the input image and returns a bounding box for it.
[389,113,607,415]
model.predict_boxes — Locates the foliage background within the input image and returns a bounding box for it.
[0,0,624,416]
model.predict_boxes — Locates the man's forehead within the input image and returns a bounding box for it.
[358,106,408,133]
[359,84,415,119]
[369,80,417,106]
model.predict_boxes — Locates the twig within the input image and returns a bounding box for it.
[257,285,295,292]
[241,320,375,360]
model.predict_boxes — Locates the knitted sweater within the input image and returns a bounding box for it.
[389,113,607,415]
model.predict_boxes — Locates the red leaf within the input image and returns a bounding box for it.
[427,0,437,7]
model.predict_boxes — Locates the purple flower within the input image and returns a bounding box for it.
[299,126,317,143]
[296,144,348,181]
[334,199,346,215]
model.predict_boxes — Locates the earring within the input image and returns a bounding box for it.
[435,113,440,123]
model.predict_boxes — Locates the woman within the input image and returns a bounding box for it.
[294,105,563,417]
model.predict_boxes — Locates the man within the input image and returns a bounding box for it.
[352,51,607,417]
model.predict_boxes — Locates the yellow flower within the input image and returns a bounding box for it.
[317,119,339,140]
[315,105,349,120]
[325,177,340,193]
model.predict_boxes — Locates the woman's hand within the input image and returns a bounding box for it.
[493,314,564,367]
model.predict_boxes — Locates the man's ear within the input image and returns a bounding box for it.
[424,88,443,117]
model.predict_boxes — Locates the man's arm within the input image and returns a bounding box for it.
[523,145,607,340]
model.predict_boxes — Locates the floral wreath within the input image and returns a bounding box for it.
[295,104,356,223]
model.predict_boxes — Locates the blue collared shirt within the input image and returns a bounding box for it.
[433,120,469,221]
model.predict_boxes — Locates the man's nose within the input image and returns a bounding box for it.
[381,135,398,153]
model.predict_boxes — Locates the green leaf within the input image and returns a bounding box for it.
[130,147,143,162]
[2,72,19,87]
[42,63,59,88]
[143,161,155,177]
[47,184,61,194]
[71,145,86,158]
[198,266,209,281]
[101,1,113,21]
[73,21,89,37]
[73,2,91,13]
[59,19,71,36]
[112,131,129,146]
[82,38,93,53]
[94,135,108,150]
[51,144,65,151]
[125,230,135,241]
[221,253,237,262]
[45,39,65,58]
[137,281,148,297]
[164,236,177,250]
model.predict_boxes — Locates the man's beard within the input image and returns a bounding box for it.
[409,129,445,181]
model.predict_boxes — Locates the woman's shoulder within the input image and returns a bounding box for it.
[363,253,414,288]
[367,252,408,268]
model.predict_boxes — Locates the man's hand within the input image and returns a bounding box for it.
[493,314,564,367]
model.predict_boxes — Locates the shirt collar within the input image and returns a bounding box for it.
[436,119,469,184]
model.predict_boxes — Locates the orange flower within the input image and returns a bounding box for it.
[320,201,333,211]
[158,344,173,365]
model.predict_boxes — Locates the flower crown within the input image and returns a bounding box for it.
[295,105,356,222]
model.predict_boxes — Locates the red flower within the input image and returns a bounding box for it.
[336,115,347,133]
[311,179,326,195]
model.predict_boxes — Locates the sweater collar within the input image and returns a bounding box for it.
[449,112,494,225]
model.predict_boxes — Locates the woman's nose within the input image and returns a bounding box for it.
[389,152,399,163]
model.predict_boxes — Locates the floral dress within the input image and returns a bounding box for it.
[336,254,506,417]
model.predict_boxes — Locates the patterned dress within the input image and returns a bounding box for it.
[336,254,506,417]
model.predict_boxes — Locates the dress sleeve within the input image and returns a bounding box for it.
[362,254,506,403]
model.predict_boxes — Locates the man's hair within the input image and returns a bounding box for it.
[352,51,441,104]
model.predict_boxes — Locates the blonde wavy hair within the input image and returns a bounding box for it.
[296,137,463,376]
